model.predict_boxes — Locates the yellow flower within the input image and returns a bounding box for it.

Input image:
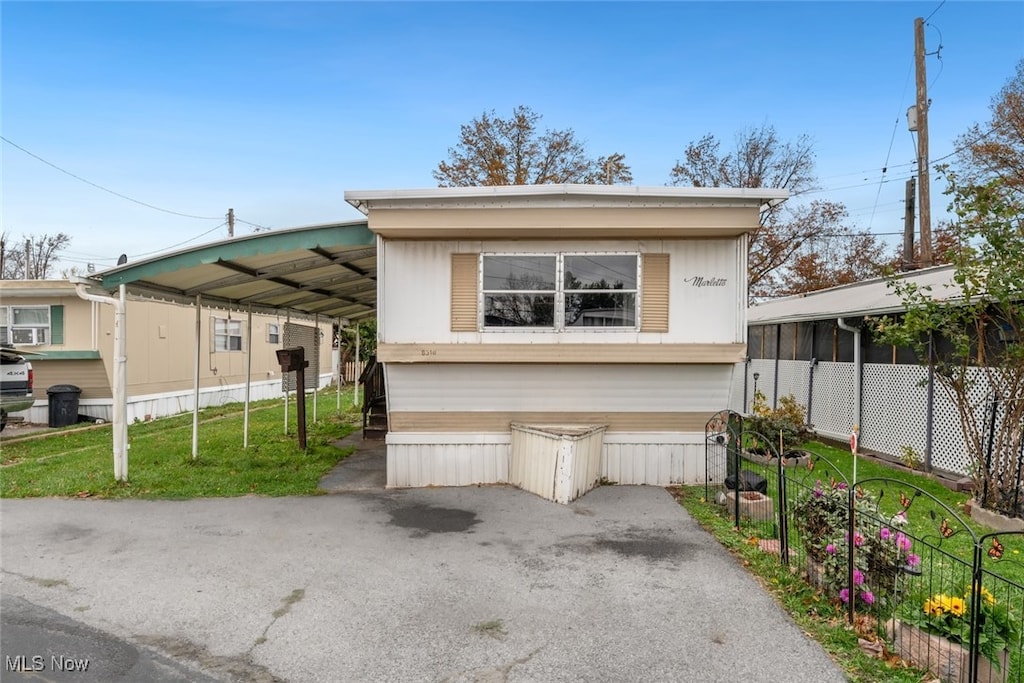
[924,598,945,617]
[948,597,967,617]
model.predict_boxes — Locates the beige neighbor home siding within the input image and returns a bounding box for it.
[450,253,479,332]
[640,253,670,332]
[32,360,112,399]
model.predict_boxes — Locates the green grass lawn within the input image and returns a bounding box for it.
[1,388,362,499]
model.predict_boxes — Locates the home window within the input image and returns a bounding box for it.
[267,323,280,344]
[563,254,637,327]
[482,255,557,328]
[1,306,50,346]
[481,253,638,330]
[214,317,244,351]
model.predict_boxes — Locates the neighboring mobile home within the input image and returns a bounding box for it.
[345,185,788,492]
[0,280,333,424]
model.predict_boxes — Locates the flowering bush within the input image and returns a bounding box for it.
[792,479,919,613]
[900,584,1019,667]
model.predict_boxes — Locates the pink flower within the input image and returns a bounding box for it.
[860,591,875,605]
[896,533,912,552]
[826,544,837,555]
[839,588,850,603]
[853,569,865,586]
[880,528,892,541]
[853,532,865,547]
[906,553,921,567]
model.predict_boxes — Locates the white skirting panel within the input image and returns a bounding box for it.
[386,431,709,489]
[601,433,707,486]
[385,433,511,488]
[12,375,335,426]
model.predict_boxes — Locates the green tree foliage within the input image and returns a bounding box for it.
[874,171,1023,510]
[434,106,632,187]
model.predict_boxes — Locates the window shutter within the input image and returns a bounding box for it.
[451,253,480,332]
[50,305,64,345]
[640,254,669,333]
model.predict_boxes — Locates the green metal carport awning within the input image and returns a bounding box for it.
[94,220,377,321]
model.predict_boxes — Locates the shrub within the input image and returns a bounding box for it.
[745,392,809,454]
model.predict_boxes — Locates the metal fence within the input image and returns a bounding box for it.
[733,360,1019,480]
[706,411,1024,682]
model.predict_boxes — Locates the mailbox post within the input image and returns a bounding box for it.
[275,347,309,450]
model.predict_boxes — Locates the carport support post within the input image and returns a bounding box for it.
[73,282,128,481]
[192,294,201,459]
[284,311,290,435]
[354,322,360,407]
[115,285,127,479]
[336,318,342,414]
[244,304,253,448]
[295,360,307,450]
[313,313,319,424]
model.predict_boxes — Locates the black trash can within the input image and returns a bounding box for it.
[47,384,81,428]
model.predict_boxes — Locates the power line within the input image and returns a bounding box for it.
[234,217,273,231]
[0,136,223,221]
[133,222,228,257]
[924,0,947,24]
[868,57,916,231]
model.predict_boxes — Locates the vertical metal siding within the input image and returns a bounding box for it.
[602,439,705,485]
[510,427,558,499]
[511,424,605,503]
[387,442,510,488]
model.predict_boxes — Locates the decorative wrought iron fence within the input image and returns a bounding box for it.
[705,412,1024,682]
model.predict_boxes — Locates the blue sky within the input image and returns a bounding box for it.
[2,1,1022,275]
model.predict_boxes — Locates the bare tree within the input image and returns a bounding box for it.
[669,123,887,298]
[434,106,632,186]
[954,59,1024,199]
[1,232,71,279]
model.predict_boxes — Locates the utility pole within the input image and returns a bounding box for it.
[24,239,31,280]
[903,177,916,271]
[914,17,933,267]
[227,208,235,238]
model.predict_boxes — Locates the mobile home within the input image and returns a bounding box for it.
[346,185,787,495]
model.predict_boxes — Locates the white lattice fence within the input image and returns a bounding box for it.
[776,360,810,408]
[727,362,745,413]
[861,364,929,460]
[811,362,855,438]
[929,368,1009,476]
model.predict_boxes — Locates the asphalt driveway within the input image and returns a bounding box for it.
[0,485,847,682]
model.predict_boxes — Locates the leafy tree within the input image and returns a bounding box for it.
[779,214,888,296]
[0,232,71,279]
[434,106,632,187]
[668,124,888,299]
[874,171,1023,512]
[954,59,1024,200]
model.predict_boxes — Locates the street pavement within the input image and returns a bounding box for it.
[1,482,849,682]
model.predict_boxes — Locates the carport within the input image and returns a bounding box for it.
[77,220,378,480]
